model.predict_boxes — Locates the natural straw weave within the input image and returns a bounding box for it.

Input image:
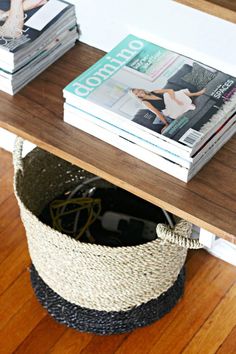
[14,138,202,314]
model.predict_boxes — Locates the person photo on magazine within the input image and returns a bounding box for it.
[130,87,206,133]
[0,0,47,39]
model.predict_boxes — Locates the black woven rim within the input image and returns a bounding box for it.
[30,264,185,335]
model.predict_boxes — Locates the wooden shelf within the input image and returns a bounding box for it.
[176,0,236,22]
[0,1,235,244]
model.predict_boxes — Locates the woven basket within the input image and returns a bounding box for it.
[13,138,203,335]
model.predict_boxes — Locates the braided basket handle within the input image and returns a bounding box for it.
[13,137,203,250]
[13,137,24,174]
[156,219,204,249]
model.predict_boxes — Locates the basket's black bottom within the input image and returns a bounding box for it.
[30,265,185,335]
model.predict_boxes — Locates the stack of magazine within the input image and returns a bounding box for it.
[63,34,236,182]
[0,0,78,95]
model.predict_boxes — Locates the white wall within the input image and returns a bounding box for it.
[76,0,236,77]
[0,128,17,152]
[0,128,35,154]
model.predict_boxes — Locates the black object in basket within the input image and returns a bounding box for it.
[39,186,174,247]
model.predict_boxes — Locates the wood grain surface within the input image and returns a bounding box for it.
[177,0,236,21]
[0,1,235,243]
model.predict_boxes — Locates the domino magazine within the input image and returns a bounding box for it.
[64,34,236,157]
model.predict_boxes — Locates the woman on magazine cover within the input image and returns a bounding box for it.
[0,0,47,38]
[130,87,206,132]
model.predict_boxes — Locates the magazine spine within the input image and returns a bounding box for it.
[64,109,189,182]
[64,92,193,159]
[191,93,236,156]
[191,114,236,165]
[64,102,193,168]
[1,29,78,83]
[187,123,236,181]
[64,102,236,169]
[1,39,76,95]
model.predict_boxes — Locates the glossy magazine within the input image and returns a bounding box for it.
[0,0,72,53]
[64,34,236,156]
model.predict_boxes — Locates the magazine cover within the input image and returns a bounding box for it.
[64,34,236,152]
[0,0,71,53]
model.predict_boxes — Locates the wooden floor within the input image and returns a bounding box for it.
[0,148,236,354]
